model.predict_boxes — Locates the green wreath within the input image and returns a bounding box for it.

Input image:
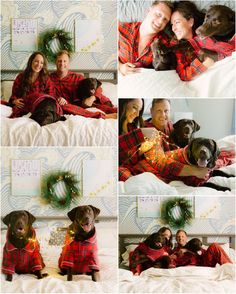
[161,197,193,229]
[39,29,73,63]
[42,171,80,209]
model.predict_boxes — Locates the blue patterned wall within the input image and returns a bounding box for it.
[1,0,117,77]
[1,147,117,217]
[119,196,235,235]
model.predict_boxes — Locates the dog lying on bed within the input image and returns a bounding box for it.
[152,5,235,70]
[129,233,170,275]
[59,205,100,281]
[169,119,200,148]
[2,210,46,281]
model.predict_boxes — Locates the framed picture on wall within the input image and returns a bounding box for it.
[12,18,38,51]
[11,159,41,196]
[137,196,161,218]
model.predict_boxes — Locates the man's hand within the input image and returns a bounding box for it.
[12,98,25,108]
[119,62,141,76]
[58,97,68,105]
[83,95,96,107]
[105,113,117,119]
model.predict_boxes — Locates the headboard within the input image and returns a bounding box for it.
[119,233,236,261]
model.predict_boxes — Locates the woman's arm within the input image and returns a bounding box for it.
[8,73,25,108]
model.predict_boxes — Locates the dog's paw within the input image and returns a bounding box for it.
[92,271,100,282]
[6,274,13,282]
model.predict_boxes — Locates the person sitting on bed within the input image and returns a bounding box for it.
[119,98,209,182]
[173,229,188,252]
[157,226,173,254]
[119,1,173,76]
[170,1,235,81]
[9,51,55,117]
[171,238,233,268]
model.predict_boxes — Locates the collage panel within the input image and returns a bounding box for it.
[119,195,235,293]
[1,147,118,292]
[118,0,235,98]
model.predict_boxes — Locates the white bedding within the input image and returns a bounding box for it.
[119,135,236,196]
[118,53,236,98]
[119,264,236,293]
[1,223,118,293]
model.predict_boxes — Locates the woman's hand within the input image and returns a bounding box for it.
[203,57,215,68]
[58,97,68,105]
[179,165,209,179]
[105,113,117,119]
[119,62,141,76]
[12,98,25,108]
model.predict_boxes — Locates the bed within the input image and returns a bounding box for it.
[1,70,117,146]
[118,0,236,98]
[119,135,236,196]
[1,219,118,293]
[119,233,236,293]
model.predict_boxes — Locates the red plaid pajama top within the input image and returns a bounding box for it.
[2,228,45,275]
[119,22,170,67]
[59,229,99,273]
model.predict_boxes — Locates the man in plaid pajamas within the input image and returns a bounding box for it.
[119,1,173,75]
[2,228,45,276]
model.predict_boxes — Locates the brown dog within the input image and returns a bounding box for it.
[2,210,46,281]
[169,119,200,148]
[59,205,100,281]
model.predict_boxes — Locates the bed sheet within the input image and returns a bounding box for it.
[118,53,236,98]
[119,135,236,196]
[119,264,236,293]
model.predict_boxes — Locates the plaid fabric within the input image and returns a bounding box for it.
[62,103,105,119]
[170,251,199,268]
[200,243,232,267]
[50,71,84,103]
[9,73,55,105]
[2,228,45,275]
[119,22,170,67]
[59,229,99,273]
[188,35,235,61]
[93,103,117,114]
[119,166,132,182]
[215,150,235,169]
[129,243,167,274]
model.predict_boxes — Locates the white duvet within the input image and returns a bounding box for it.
[118,53,236,98]
[119,264,236,293]
[1,108,116,146]
[119,135,236,196]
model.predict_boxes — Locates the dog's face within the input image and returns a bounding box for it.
[196,5,235,38]
[144,233,166,250]
[30,98,66,126]
[172,119,200,147]
[188,137,220,168]
[77,78,102,100]
[3,210,35,240]
[68,205,100,234]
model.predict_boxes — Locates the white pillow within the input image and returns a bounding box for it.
[121,172,178,195]
[96,222,117,249]
[1,104,12,117]
[121,244,138,266]
[101,82,117,106]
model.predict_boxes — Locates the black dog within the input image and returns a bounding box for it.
[129,233,169,275]
[59,205,100,281]
[30,98,66,126]
[77,78,102,101]
[170,119,200,148]
[2,210,47,281]
[196,5,235,42]
[186,137,234,191]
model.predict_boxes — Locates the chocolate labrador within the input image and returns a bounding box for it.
[170,119,200,148]
[59,205,100,281]
[30,98,66,126]
[2,210,47,281]
[77,78,102,101]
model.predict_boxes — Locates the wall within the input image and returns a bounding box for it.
[1,147,117,218]
[143,98,235,140]
[119,196,235,236]
[1,0,117,79]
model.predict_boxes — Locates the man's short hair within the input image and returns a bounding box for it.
[176,229,187,236]
[56,50,70,59]
[152,1,174,11]
[151,98,171,109]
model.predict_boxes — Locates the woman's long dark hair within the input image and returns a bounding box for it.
[157,226,173,249]
[119,99,144,135]
[20,51,49,96]
[173,1,205,32]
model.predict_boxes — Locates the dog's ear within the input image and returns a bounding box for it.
[67,207,78,221]
[208,139,220,168]
[2,212,14,226]
[26,211,36,225]
[173,120,181,129]
[89,205,100,218]
[96,79,102,88]
[192,120,200,132]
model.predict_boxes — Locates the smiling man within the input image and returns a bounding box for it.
[119,1,173,75]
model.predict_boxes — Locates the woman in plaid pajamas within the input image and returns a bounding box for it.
[171,1,235,81]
